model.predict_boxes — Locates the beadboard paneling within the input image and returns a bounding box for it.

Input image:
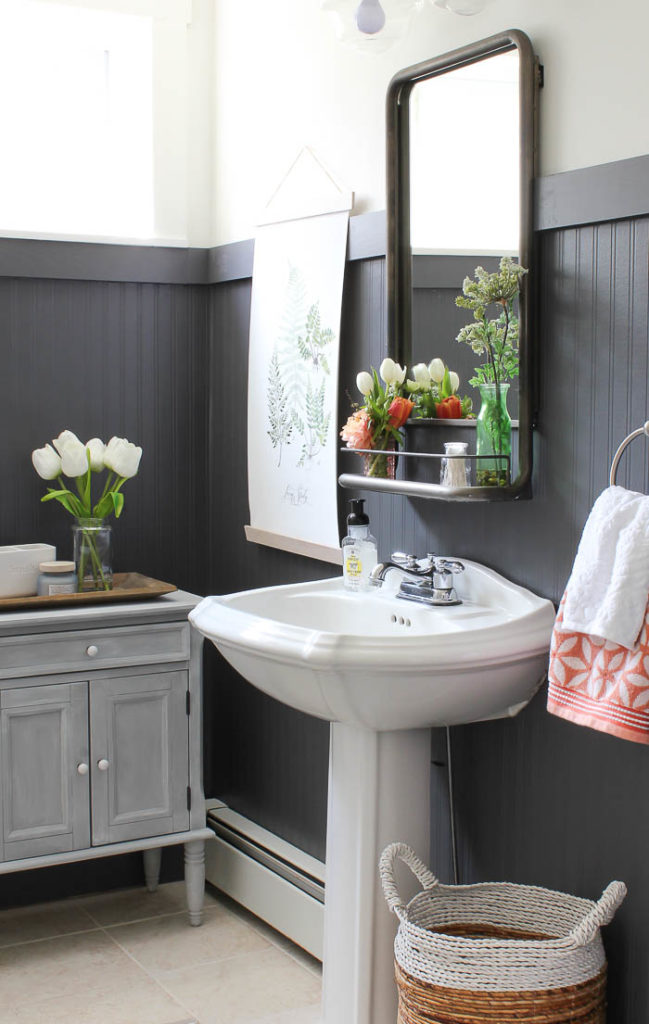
[0,277,209,591]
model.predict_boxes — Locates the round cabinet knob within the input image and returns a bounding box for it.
[86,645,98,658]
[77,762,89,776]
[97,758,110,771]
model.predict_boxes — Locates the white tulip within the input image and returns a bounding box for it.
[380,359,407,387]
[104,436,143,478]
[449,371,460,394]
[85,438,106,472]
[52,429,81,456]
[31,443,62,480]
[411,363,432,385]
[356,371,373,396]
[379,357,397,384]
[428,358,445,384]
[59,438,89,478]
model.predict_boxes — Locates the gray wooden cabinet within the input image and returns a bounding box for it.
[0,592,211,925]
[1,680,90,860]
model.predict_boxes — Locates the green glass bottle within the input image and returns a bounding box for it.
[476,383,511,486]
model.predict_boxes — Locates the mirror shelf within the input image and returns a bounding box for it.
[339,421,523,501]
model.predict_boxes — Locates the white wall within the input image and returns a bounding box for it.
[211,0,649,246]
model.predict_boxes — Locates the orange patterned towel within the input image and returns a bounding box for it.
[548,596,649,744]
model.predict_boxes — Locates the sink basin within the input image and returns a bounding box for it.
[189,560,555,730]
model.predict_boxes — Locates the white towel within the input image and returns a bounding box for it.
[562,485,649,649]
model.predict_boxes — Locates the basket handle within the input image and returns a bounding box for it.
[565,881,627,948]
[379,843,439,921]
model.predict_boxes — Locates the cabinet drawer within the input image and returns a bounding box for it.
[0,623,190,679]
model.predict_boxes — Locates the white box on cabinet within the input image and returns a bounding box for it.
[0,544,56,597]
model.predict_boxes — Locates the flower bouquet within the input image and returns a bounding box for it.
[31,430,143,592]
[406,358,473,419]
[340,358,414,477]
[455,256,528,485]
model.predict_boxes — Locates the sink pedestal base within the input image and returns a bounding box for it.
[322,723,431,1024]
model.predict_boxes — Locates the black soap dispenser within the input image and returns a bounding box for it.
[342,499,378,591]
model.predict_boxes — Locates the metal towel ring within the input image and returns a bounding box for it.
[609,421,649,486]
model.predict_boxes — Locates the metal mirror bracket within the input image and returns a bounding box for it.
[372,29,540,502]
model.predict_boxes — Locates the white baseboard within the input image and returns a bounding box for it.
[205,801,324,960]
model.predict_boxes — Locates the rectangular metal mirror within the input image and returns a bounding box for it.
[385,29,540,499]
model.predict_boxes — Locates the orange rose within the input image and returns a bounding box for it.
[387,396,414,430]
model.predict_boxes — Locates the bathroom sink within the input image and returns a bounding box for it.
[189,560,555,730]
[191,560,555,1024]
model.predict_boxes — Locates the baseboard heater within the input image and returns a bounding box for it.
[205,800,325,960]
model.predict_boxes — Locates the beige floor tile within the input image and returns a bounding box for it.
[249,1006,322,1024]
[0,929,161,1007]
[5,978,192,1024]
[250,923,322,979]
[0,897,96,948]
[157,946,322,1024]
[109,903,270,974]
[80,880,219,928]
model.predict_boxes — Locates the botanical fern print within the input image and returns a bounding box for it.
[266,264,336,468]
[297,378,331,467]
[266,346,293,466]
[278,265,309,411]
[297,304,335,375]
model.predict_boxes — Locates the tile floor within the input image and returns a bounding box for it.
[0,882,322,1024]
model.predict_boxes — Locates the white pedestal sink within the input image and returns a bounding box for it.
[190,562,555,1024]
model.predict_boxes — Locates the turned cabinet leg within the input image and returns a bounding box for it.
[143,847,162,893]
[184,839,205,926]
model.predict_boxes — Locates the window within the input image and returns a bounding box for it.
[0,0,154,239]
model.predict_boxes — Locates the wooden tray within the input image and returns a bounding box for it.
[0,573,177,612]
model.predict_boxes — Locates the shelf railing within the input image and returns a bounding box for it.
[338,447,516,502]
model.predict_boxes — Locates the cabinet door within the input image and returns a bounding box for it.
[0,682,90,860]
[90,671,189,845]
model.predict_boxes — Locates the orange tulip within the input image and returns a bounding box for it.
[435,396,462,419]
[387,396,414,430]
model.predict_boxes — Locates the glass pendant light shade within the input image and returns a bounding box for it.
[321,0,425,52]
[433,0,488,14]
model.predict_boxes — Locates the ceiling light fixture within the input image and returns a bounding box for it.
[321,0,491,52]
[355,0,387,34]
[321,0,424,52]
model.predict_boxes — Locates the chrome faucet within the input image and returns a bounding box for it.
[370,552,465,606]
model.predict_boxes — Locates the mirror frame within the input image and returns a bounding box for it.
[386,29,539,500]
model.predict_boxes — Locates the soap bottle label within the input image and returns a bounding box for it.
[345,549,362,583]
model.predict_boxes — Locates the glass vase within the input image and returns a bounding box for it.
[362,440,397,479]
[440,441,471,487]
[73,518,113,592]
[476,383,512,487]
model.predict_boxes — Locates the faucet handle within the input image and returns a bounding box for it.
[391,551,420,570]
[435,558,465,575]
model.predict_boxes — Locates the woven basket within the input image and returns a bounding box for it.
[380,843,626,1024]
